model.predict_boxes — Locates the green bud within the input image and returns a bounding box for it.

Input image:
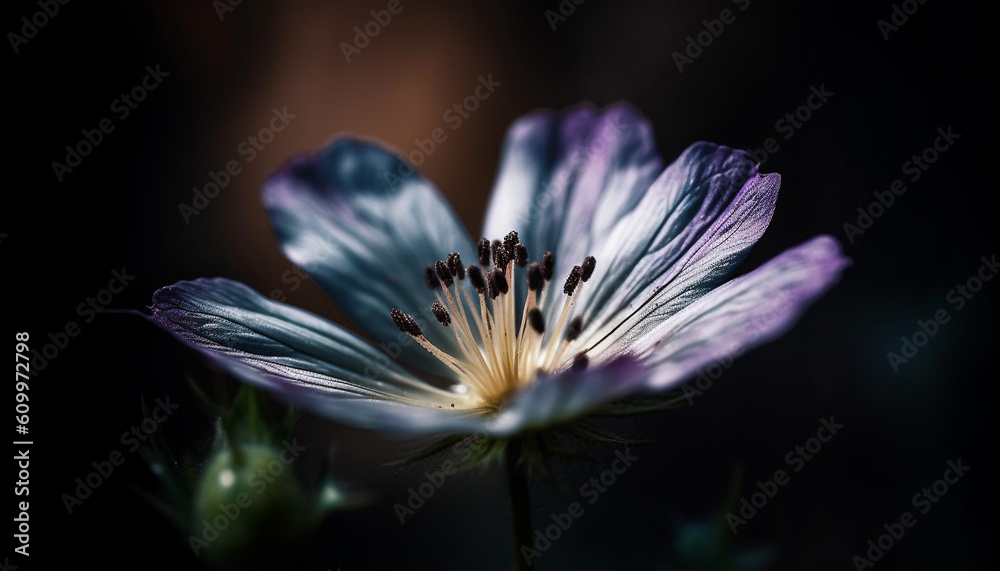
[189,444,306,567]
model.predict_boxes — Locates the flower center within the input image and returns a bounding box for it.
[389,231,596,409]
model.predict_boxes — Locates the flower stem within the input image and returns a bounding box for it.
[506,439,532,571]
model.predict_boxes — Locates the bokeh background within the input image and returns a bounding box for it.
[7,0,994,569]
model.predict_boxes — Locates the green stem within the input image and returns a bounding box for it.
[506,439,532,571]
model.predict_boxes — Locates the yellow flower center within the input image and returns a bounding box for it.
[390,231,595,408]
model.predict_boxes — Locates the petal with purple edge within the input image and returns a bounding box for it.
[150,277,469,408]
[591,235,850,389]
[480,104,664,316]
[263,138,476,377]
[148,278,650,437]
[577,164,779,352]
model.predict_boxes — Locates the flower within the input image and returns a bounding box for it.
[148,103,849,439]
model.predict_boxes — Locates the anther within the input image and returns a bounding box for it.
[491,268,509,295]
[541,251,555,281]
[515,243,528,267]
[571,353,589,372]
[468,265,486,294]
[431,301,451,326]
[527,308,545,334]
[435,260,454,288]
[477,238,491,267]
[581,256,596,282]
[487,271,499,299]
[526,262,544,292]
[565,316,583,341]
[563,265,582,295]
[423,266,440,290]
[493,240,508,269]
[447,252,465,280]
[390,308,422,336]
[504,230,519,259]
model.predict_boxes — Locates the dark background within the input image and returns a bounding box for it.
[6,0,995,569]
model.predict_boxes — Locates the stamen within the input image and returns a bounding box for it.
[435,260,454,288]
[565,316,583,341]
[478,238,492,266]
[487,270,499,299]
[515,243,528,267]
[527,308,545,334]
[390,241,602,405]
[424,266,440,290]
[581,256,596,282]
[431,301,451,326]
[541,251,555,281]
[491,268,509,295]
[447,252,465,280]
[493,240,508,269]
[526,263,544,293]
[390,308,422,337]
[468,265,486,294]
[504,230,520,259]
[563,265,582,295]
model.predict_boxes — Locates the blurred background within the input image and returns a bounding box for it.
[6,0,994,569]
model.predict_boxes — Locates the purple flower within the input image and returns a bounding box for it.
[149,103,849,437]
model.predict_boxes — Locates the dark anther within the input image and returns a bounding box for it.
[431,301,451,326]
[435,260,454,288]
[526,262,544,292]
[487,271,499,299]
[515,243,528,267]
[491,240,502,263]
[477,238,491,266]
[468,265,486,294]
[541,251,555,281]
[492,240,508,269]
[563,265,582,295]
[581,256,596,282]
[571,353,589,372]
[504,230,520,259]
[423,266,440,290]
[565,316,583,341]
[527,308,545,334]
[390,308,422,336]
[491,268,509,295]
[447,252,465,280]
